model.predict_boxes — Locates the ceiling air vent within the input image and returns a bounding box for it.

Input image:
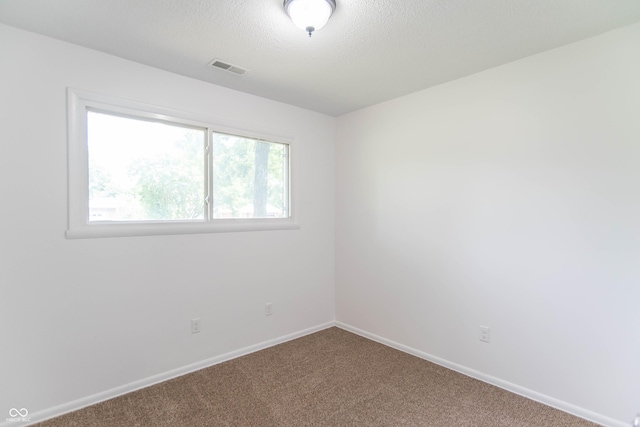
[208,59,247,75]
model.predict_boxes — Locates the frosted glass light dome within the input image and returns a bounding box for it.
[284,0,336,37]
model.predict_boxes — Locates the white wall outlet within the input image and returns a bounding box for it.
[480,325,490,343]
[265,303,273,316]
[191,318,201,334]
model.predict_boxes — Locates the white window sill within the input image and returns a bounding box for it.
[65,219,300,239]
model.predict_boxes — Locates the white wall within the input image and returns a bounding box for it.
[336,22,640,427]
[0,24,335,422]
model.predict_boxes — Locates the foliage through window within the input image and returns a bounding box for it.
[67,89,296,238]
[212,133,289,219]
[88,111,206,222]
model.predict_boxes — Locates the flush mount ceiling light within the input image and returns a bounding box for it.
[284,0,336,37]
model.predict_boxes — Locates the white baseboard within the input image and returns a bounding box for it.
[13,322,335,427]
[335,321,627,427]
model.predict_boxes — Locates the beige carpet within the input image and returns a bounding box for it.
[35,327,599,426]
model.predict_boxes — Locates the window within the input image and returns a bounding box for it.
[67,89,298,238]
[211,133,289,220]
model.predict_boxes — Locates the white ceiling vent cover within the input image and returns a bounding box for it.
[208,59,247,75]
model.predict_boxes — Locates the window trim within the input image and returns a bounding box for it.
[66,88,299,239]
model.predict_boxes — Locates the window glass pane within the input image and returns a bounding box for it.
[87,111,205,222]
[212,132,289,219]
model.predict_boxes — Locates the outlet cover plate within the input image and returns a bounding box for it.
[480,325,490,343]
[191,318,201,334]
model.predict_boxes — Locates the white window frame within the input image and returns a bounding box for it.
[66,88,299,239]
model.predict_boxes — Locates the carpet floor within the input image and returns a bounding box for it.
[34,327,599,426]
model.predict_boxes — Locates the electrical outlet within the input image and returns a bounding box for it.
[265,303,273,316]
[191,318,201,334]
[480,325,490,343]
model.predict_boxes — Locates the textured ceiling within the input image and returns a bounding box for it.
[1,0,640,116]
